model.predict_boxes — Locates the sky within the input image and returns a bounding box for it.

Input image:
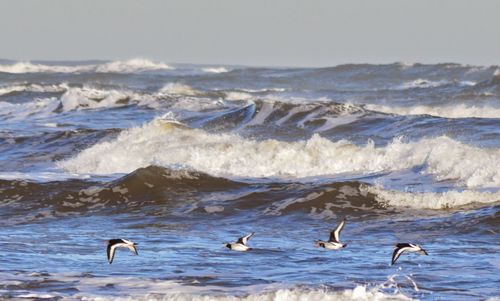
[1,0,499,67]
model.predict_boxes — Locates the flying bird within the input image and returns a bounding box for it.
[315,218,347,250]
[226,232,254,251]
[106,239,138,264]
[391,243,428,265]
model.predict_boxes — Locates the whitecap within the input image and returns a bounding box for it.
[363,185,500,209]
[0,58,173,74]
[59,118,500,188]
[202,67,230,73]
[365,103,500,119]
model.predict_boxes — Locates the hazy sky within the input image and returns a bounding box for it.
[1,0,499,67]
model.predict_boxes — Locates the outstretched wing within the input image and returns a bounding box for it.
[237,232,254,246]
[107,244,117,264]
[391,246,409,265]
[329,219,346,242]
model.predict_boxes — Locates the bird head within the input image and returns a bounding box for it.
[413,244,428,255]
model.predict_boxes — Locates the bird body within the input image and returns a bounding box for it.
[107,239,138,264]
[391,243,428,265]
[316,241,345,250]
[316,218,347,250]
[226,232,254,252]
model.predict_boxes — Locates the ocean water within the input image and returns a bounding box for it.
[0,59,499,300]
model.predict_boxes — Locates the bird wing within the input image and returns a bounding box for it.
[329,219,346,242]
[237,232,254,246]
[107,244,117,264]
[391,246,409,265]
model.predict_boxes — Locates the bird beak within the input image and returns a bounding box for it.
[421,249,428,255]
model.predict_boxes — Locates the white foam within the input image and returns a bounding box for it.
[246,100,364,129]
[0,171,90,182]
[202,67,230,73]
[237,88,287,93]
[59,86,145,112]
[88,286,412,301]
[396,62,415,69]
[0,84,224,118]
[0,271,415,301]
[0,61,92,73]
[0,83,68,96]
[158,83,202,96]
[204,205,225,213]
[0,97,61,120]
[59,119,500,188]
[397,78,450,89]
[0,59,173,74]
[365,103,500,119]
[363,185,500,209]
[246,101,275,126]
[95,58,173,73]
[225,91,253,100]
[74,280,412,301]
[395,79,475,90]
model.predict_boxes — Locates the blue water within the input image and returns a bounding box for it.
[0,59,499,300]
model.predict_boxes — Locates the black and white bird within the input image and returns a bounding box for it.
[391,243,428,265]
[225,232,254,252]
[315,218,347,250]
[106,239,138,264]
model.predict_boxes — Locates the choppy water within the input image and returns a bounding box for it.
[0,59,499,300]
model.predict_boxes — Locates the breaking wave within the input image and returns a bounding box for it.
[0,84,367,128]
[363,186,500,209]
[2,165,498,225]
[75,286,412,301]
[0,83,68,96]
[0,58,173,74]
[59,118,500,188]
[0,97,61,120]
[158,82,204,96]
[396,78,451,89]
[0,271,414,301]
[202,67,230,73]
[365,103,500,119]
[0,84,212,116]
[57,86,151,112]
[395,78,476,90]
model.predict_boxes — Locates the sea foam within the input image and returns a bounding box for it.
[363,186,500,209]
[0,83,68,96]
[59,117,500,188]
[78,286,412,301]
[0,58,173,74]
[202,67,230,73]
[365,103,500,119]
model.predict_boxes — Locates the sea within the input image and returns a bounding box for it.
[0,58,499,300]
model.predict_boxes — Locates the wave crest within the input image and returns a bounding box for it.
[0,59,173,74]
[59,118,500,188]
[0,83,68,96]
[365,103,500,119]
[363,186,500,209]
[202,67,230,73]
